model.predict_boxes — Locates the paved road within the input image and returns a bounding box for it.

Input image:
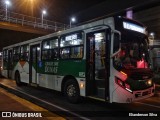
[0,86,65,120]
[0,78,160,120]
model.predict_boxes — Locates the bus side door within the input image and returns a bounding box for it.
[29,44,40,84]
[86,28,111,101]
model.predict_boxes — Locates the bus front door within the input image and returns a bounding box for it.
[86,29,110,101]
[29,44,40,85]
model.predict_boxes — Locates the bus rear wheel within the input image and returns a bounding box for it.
[15,72,22,86]
[64,79,80,103]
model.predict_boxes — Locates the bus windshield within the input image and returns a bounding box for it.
[114,39,150,70]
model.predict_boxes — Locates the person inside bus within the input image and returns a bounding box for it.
[122,43,139,68]
[114,43,139,69]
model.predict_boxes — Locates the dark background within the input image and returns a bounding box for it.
[0,0,160,51]
[0,0,159,23]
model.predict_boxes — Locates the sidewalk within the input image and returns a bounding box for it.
[0,88,65,120]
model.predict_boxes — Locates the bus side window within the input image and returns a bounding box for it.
[13,47,20,62]
[50,49,58,59]
[20,45,29,61]
[42,38,58,60]
[60,48,70,59]
[71,46,83,58]
[42,50,49,60]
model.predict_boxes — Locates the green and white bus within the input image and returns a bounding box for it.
[1,16,155,103]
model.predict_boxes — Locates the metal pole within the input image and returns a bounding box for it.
[70,20,71,28]
[42,13,43,27]
[6,4,7,20]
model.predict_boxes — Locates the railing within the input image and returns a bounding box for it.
[0,9,69,32]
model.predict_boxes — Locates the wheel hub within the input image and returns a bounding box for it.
[67,84,76,97]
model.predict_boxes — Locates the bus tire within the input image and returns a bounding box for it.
[64,79,80,103]
[15,71,22,86]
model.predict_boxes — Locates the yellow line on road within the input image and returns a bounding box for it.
[0,88,66,120]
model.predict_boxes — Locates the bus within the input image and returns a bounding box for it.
[1,16,155,103]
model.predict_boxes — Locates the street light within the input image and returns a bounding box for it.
[5,0,10,20]
[70,17,76,28]
[42,10,46,26]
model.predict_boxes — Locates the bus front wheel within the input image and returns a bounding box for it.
[15,72,22,86]
[64,79,80,103]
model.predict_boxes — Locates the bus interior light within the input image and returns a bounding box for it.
[37,47,40,51]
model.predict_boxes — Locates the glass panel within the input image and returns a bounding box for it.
[43,41,50,49]
[71,46,83,58]
[114,39,149,69]
[50,39,58,49]
[13,47,20,61]
[49,49,58,59]
[60,48,70,59]
[20,45,29,61]
[3,50,8,62]
[32,47,37,62]
[113,33,120,53]
[94,32,106,79]
[13,47,20,54]
[60,32,83,47]
[42,50,48,60]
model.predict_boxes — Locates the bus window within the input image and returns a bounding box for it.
[60,32,84,59]
[94,32,106,79]
[42,38,58,60]
[3,50,8,62]
[71,46,83,58]
[3,50,8,70]
[60,48,70,59]
[13,47,20,62]
[20,44,29,61]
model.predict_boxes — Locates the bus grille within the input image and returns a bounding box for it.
[135,89,152,98]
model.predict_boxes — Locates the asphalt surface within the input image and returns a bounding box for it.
[0,78,160,120]
[0,86,65,120]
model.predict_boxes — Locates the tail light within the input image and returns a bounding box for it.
[115,77,132,93]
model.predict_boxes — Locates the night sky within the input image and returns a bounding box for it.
[0,0,106,23]
[0,0,159,51]
[0,0,159,25]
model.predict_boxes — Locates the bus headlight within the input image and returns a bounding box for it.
[146,79,152,86]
